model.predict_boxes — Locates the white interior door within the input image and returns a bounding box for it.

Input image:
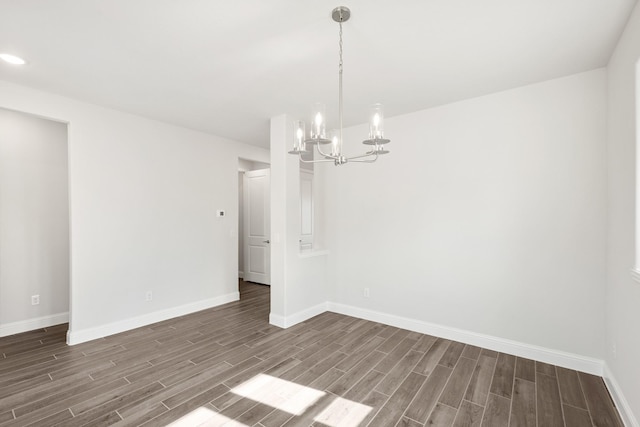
[243,168,270,285]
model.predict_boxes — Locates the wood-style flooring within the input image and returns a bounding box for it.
[0,280,624,426]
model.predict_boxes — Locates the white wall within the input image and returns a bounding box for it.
[606,0,640,424]
[0,81,269,343]
[323,70,607,360]
[270,115,328,327]
[0,108,69,335]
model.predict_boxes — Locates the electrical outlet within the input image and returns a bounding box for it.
[363,288,370,298]
[31,295,40,305]
[145,291,153,302]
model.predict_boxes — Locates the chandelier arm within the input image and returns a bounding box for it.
[316,142,333,158]
[346,158,378,163]
[298,153,335,163]
[345,152,379,161]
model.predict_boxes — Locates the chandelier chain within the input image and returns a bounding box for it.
[338,19,344,153]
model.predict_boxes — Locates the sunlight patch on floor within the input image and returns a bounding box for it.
[313,396,372,427]
[167,407,248,427]
[230,373,326,416]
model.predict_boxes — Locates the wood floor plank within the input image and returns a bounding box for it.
[340,323,387,354]
[4,379,128,426]
[514,357,535,382]
[0,371,89,413]
[404,365,453,423]
[280,393,336,427]
[556,367,587,410]
[374,338,418,374]
[412,334,437,353]
[35,408,75,427]
[510,378,536,427]
[536,361,557,377]
[0,411,13,424]
[160,357,256,409]
[309,367,345,391]
[343,369,386,402]
[272,355,324,387]
[66,381,166,425]
[536,372,564,427]
[578,372,624,427]
[489,353,515,399]
[396,416,424,427]
[334,335,386,372]
[439,356,476,409]
[326,350,385,396]
[464,354,497,406]
[141,385,228,427]
[563,404,592,427]
[258,408,294,427]
[223,347,303,389]
[425,402,458,426]
[438,341,465,369]
[281,345,353,384]
[375,350,423,395]
[355,390,391,427]
[413,338,451,376]
[13,376,129,418]
[376,329,411,353]
[480,349,498,359]
[367,372,427,427]
[111,402,167,426]
[233,402,275,426]
[461,345,482,361]
[481,393,510,427]
[453,400,484,427]
[0,374,53,400]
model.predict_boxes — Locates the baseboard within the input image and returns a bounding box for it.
[327,302,604,376]
[269,302,328,329]
[269,313,286,328]
[604,363,639,427]
[0,312,69,337]
[67,292,239,345]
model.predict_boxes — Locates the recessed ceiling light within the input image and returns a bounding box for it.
[0,53,27,65]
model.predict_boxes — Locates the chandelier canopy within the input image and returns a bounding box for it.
[288,6,391,166]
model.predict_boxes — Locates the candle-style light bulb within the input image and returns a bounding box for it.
[311,103,327,140]
[331,132,339,156]
[369,104,385,140]
[296,128,303,150]
[292,120,306,152]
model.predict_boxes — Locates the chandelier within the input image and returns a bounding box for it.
[288,6,390,166]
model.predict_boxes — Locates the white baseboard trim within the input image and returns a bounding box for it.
[269,302,328,329]
[269,313,286,328]
[0,312,69,337]
[604,363,639,427]
[327,302,604,376]
[67,292,239,345]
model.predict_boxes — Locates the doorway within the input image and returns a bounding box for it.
[0,108,70,337]
[238,159,270,294]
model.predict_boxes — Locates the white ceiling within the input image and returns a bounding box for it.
[0,0,636,148]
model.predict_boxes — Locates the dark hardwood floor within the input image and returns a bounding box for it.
[0,280,623,426]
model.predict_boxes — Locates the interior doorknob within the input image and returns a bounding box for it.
[263,239,270,244]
